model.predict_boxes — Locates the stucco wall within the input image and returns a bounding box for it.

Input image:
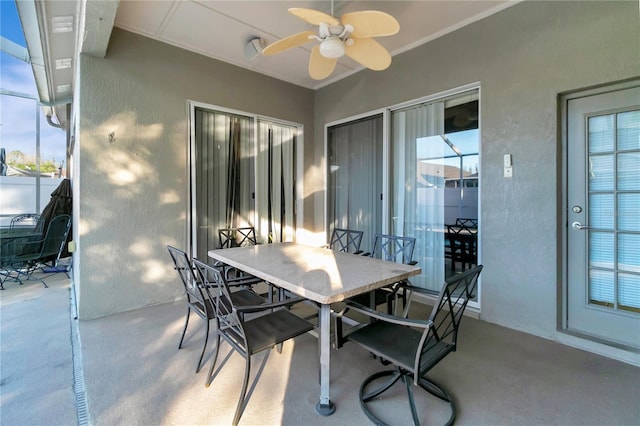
[313,1,639,339]
[76,29,314,319]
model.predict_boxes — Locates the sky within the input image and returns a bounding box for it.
[1,0,67,164]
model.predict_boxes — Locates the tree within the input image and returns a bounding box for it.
[6,150,60,173]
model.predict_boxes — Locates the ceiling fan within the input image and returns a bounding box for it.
[262,3,399,80]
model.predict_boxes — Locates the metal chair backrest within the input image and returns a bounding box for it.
[218,227,258,248]
[167,245,208,310]
[193,259,247,353]
[420,265,483,373]
[329,228,364,253]
[369,233,416,265]
[10,214,44,232]
[39,215,71,262]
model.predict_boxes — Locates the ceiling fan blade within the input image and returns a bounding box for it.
[262,31,315,56]
[341,11,400,38]
[345,36,392,71]
[289,8,339,26]
[309,46,337,80]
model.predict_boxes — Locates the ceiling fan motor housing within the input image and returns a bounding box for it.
[319,37,345,58]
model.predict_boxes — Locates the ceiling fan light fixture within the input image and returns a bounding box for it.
[319,37,345,58]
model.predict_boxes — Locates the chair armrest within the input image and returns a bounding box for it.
[342,300,432,329]
[235,296,307,314]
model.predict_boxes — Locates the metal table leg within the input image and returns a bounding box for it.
[315,303,335,416]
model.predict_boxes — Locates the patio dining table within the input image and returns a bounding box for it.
[208,242,421,416]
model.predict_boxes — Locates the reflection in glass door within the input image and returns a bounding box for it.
[391,90,479,292]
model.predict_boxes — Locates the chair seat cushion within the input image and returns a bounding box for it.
[244,310,313,354]
[230,289,265,306]
[348,321,455,373]
[347,321,422,371]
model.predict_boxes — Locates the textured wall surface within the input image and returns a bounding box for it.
[313,1,639,339]
[77,29,314,319]
[75,0,639,343]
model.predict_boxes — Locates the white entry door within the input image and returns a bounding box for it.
[566,83,640,349]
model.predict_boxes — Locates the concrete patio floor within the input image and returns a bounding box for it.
[1,272,639,425]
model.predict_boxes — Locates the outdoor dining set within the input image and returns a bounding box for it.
[168,226,483,425]
[0,213,72,290]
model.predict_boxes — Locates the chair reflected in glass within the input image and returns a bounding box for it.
[349,233,417,314]
[193,258,313,426]
[447,223,478,272]
[328,228,364,254]
[336,265,483,426]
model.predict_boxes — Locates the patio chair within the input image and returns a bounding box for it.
[193,258,313,426]
[349,233,417,314]
[329,228,364,254]
[167,246,266,373]
[335,265,483,426]
[4,214,71,288]
[218,227,258,248]
[218,226,273,299]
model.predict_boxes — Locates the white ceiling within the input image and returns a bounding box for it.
[113,1,518,90]
[18,0,519,121]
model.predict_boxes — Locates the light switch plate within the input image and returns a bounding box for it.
[504,166,513,178]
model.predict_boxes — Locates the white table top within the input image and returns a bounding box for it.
[208,242,421,304]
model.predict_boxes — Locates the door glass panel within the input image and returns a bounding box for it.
[589,269,614,305]
[617,152,640,190]
[390,90,479,293]
[589,231,613,268]
[619,273,640,311]
[586,111,640,312]
[618,193,640,231]
[588,155,614,191]
[617,110,640,150]
[588,114,614,153]
[327,115,383,251]
[618,233,640,272]
[588,193,614,228]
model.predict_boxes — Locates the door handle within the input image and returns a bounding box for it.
[571,221,590,230]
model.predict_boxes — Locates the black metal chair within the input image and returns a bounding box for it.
[193,258,313,426]
[4,214,71,288]
[218,227,258,248]
[335,265,483,426]
[218,226,276,300]
[167,245,266,373]
[349,233,417,314]
[329,228,364,254]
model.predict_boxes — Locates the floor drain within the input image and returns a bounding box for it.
[70,286,90,426]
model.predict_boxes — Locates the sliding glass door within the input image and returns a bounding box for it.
[327,114,383,251]
[391,90,479,292]
[326,88,480,294]
[390,90,480,292]
[191,104,300,258]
